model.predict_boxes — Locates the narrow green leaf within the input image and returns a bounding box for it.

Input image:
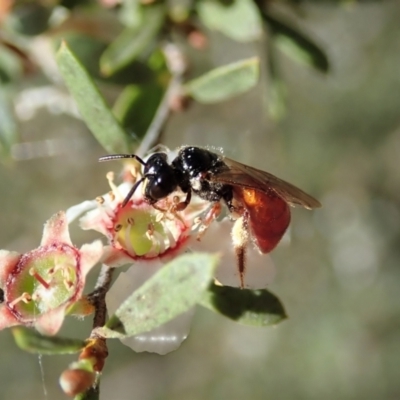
[113,83,164,140]
[264,13,329,73]
[119,0,142,28]
[267,76,287,121]
[100,5,165,76]
[0,88,19,159]
[197,0,262,42]
[184,57,259,103]
[96,253,219,338]
[12,327,85,355]
[200,283,287,326]
[56,42,131,153]
[0,44,23,83]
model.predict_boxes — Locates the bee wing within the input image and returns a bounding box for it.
[211,157,321,210]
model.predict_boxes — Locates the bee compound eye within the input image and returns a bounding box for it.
[145,175,176,202]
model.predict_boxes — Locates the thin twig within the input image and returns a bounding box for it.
[81,265,114,399]
[136,42,187,158]
[88,264,114,331]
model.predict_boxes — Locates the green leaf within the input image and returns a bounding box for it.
[264,13,329,73]
[184,57,259,103]
[56,42,132,153]
[266,76,287,121]
[96,253,219,338]
[0,88,19,159]
[200,283,287,326]
[8,3,52,36]
[12,327,85,355]
[100,5,165,76]
[197,0,262,42]
[168,0,193,23]
[119,0,142,28]
[52,33,107,80]
[0,44,23,83]
[113,83,164,139]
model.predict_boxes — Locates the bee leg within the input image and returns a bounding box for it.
[152,201,185,225]
[196,202,221,239]
[174,191,192,211]
[231,215,249,289]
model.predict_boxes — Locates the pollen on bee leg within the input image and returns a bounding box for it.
[231,216,249,289]
[29,268,50,289]
[9,292,32,308]
[231,216,249,248]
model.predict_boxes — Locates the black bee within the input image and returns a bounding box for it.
[99,146,321,287]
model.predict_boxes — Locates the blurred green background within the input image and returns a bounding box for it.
[1,1,400,399]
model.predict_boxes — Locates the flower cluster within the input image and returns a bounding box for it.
[0,151,276,348]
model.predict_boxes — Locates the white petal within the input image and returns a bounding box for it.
[41,211,72,246]
[66,200,98,224]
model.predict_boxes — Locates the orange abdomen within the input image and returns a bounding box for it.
[235,188,291,253]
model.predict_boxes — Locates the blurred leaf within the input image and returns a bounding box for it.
[12,327,85,355]
[267,76,287,120]
[100,5,165,76]
[168,0,194,23]
[61,0,91,9]
[96,253,219,339]
[113,82,164,140]
[56,42,132,153]
[184,57,259,103]
[264,13,329,73]
[119,0,142,28]
[200,283,287,326]
[0,88,18,159]
[7,3,52,36]
[266,39,287,120]
[52,33,154,86]
[197,0,262,42]
[52,33,108,80]
[0,44,23,83]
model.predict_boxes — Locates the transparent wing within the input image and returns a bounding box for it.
[211,157,321,209]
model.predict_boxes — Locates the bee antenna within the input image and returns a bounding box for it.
[122,177,146,207]
[98,154,146,166]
